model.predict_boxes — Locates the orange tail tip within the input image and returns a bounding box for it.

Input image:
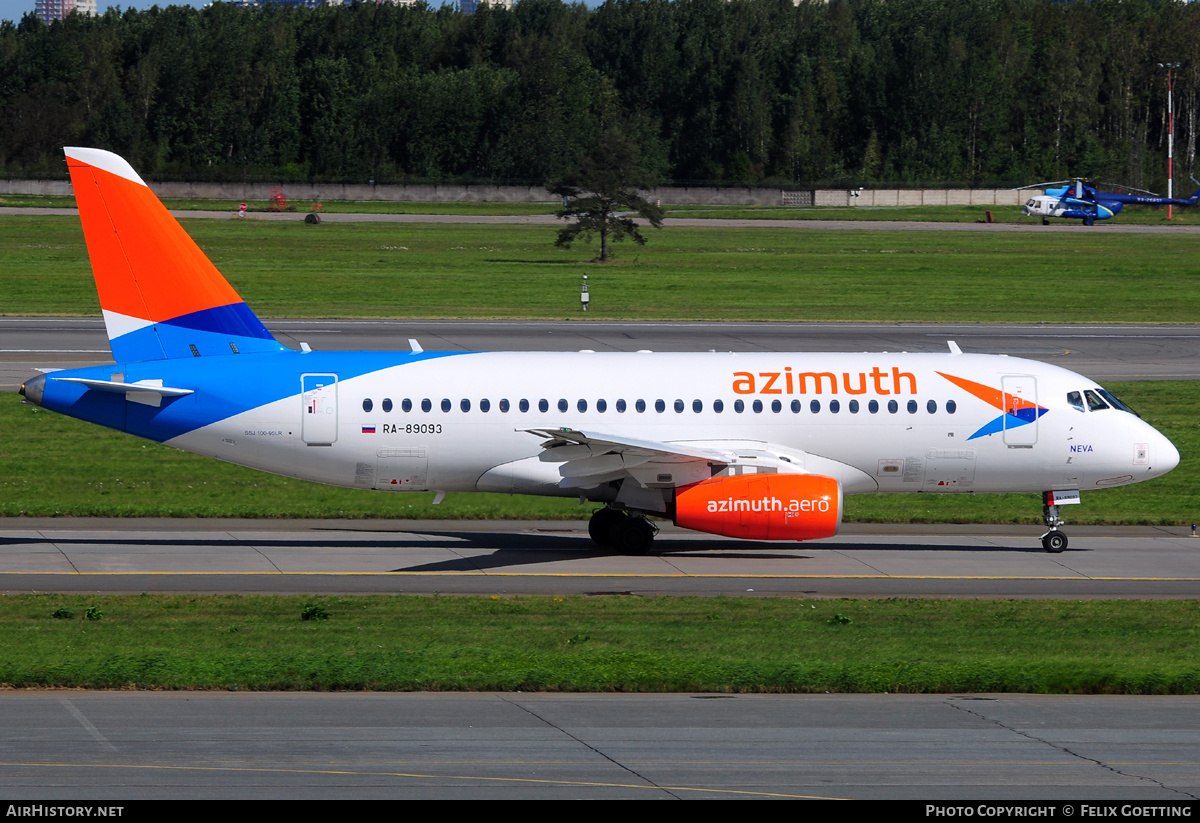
[64,147,282,363]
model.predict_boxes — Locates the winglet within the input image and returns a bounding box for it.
[64,147,283,363]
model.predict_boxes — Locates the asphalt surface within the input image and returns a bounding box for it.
[7,204,1200,233]
[2,692,1198,800]
[5,319,1200,393]
[1,519,1196,598]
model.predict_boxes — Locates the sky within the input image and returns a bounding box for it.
[0,0,491,25]
[3,0,197,24]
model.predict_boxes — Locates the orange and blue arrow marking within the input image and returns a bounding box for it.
[937,372,1048,440]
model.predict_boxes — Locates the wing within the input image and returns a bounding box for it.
[524,427,737,489]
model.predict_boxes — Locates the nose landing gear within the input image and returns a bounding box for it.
[1040,492,1068,552]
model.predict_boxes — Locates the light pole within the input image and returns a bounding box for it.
[1158,62,1181,219]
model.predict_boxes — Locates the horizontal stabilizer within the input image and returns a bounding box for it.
[52,376,194,408]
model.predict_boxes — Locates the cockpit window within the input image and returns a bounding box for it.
[1084,389,1109,411]
[1066,391,1085,412]
[1096,388,1139,417]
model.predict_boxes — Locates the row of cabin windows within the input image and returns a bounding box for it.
[362,397,959,416]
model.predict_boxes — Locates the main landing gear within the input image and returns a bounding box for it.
[1040,494,1068,553]
[589,506,656,555]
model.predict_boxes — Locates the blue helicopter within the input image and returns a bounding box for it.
[1018,178,1200,225]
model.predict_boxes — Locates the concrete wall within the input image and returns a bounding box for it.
[0,179,73,196]
[1,177,1024,207]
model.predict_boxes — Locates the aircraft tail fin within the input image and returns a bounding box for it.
[64,147,284,363]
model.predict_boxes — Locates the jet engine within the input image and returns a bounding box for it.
[674,473,842,541]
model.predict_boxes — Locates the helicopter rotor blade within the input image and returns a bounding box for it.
[1006,180,1075,192]
[1095,182,1162,197]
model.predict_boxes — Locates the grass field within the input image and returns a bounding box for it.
[2,381,1192,522]
[3,594,1197,692]
[4,215,1200,322]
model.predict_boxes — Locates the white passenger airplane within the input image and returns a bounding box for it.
[19,148,1180,554]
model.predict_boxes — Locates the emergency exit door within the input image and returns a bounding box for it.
[1002,375,1038,447]
[301,374,338,445]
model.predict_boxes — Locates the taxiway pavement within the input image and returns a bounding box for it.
[1,519,1196,597]
[4,319,1200,394]
[1,692,1198,800]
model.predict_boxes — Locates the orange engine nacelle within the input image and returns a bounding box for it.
[674,473,842,542]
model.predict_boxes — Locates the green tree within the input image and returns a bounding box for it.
[549,128,664,263]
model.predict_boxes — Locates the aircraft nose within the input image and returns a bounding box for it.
[1155,433,1180,477]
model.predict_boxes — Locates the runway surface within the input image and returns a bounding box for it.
[1,519,1196,597]
[2,692,1198,800]
[7,204,1200,234]
[4,318,1199,393]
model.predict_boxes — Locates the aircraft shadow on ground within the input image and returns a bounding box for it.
[0,528,1061,576]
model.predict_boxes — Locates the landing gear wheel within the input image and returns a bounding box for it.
[1042,217,1049,226]
[1040,492,1069,553]
[588,507,624,547]
[611,516,655,556]
[1041,531,1068,553]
